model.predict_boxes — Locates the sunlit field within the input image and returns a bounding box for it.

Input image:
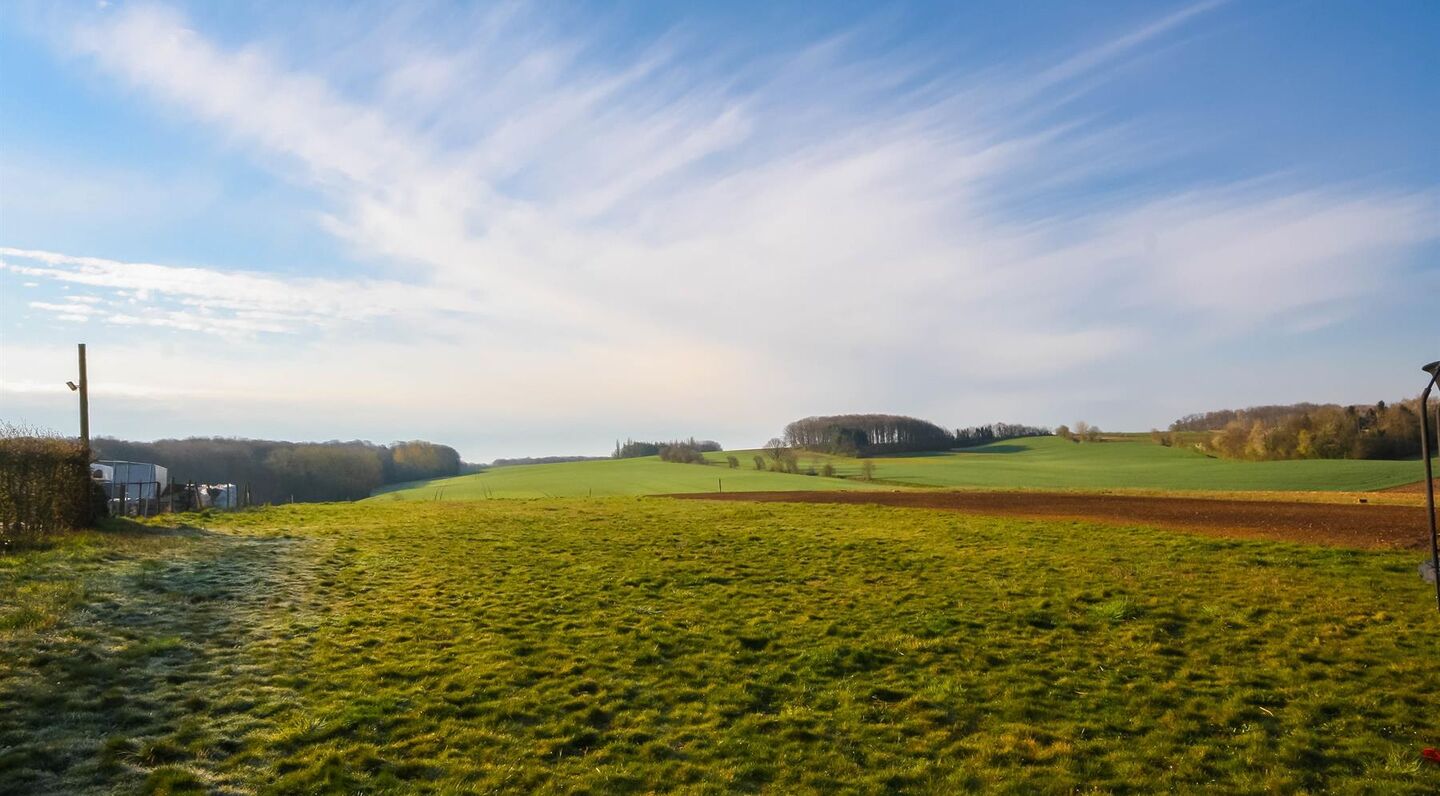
[3,500,1438,794]
[370,454,882,500]
[375,436,1426,501]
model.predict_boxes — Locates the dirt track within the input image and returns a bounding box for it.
[670,490,1437,550]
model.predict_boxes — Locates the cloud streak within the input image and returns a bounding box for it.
[3,1,1436,455]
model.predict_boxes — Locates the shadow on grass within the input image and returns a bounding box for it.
[97,516,218,539]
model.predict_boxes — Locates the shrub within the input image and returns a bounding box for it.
[1,426,96,551]
[726,455,740,469]
[820,463,836,478]
[753,455,765,471]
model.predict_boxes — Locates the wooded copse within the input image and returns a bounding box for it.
[1168,399,1438,461]
[91,437,461,503]
[784,414,1052,456]
[783,414,954,455]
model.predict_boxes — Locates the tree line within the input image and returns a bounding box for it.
[784,414,1053,456]
[488,455,608,468]
[612,438,723,460]
[954,423,1053,447]
[91,437,461,503]
[1168,399,1437,461]
[1170,404,1330,432]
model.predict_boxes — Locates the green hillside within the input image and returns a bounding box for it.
[798,436,1426,492]
[375,436,1426,500]
[370,455,881,500]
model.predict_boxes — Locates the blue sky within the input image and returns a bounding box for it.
[2,0,1437,460]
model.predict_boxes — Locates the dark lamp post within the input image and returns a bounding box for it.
[1421,360,1439,611]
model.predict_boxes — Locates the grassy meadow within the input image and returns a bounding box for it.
[375,436,1427,501]
[370,455,882,501]
[824,436,1427,492]
[3,499,1439,793]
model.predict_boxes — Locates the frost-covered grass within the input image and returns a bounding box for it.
[2,500,1438,793]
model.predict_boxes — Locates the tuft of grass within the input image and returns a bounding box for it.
[139,766,207,795]
[1090,596,1142,623]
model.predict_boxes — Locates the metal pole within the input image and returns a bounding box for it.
[77,343,90,455]
[1421,361,1439,611]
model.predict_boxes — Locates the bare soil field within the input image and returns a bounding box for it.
[1383,478,1440,494]
[671,489,1436,550]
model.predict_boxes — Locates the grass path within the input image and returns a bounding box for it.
[3,501,1440,793]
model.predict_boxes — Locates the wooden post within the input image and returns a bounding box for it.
[77,343,90,455]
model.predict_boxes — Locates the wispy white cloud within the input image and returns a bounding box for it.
[3,1,1435,455]
[2,247,494,336]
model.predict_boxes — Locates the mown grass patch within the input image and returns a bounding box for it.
[2,500,1438,793]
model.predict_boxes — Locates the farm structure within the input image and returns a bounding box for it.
[94,459,168,516]
[92,459,247,516]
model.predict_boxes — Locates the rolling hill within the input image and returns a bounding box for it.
[369,454,882,500]
[372,436,1427,501]
[777,435,1427,492]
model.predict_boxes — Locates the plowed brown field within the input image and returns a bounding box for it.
[670,489,1437,550]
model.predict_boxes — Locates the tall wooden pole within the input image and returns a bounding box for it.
[78,343,90,455]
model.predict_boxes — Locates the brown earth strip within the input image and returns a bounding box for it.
[1383,478,1440,494]
[669,490,1437,550]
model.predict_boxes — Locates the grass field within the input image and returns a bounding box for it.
[3,500,1439,793]
[376,436,1427,501]
[828,436,1428,492]
[371,455,881,501]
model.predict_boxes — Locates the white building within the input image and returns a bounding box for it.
[95,460,169,500]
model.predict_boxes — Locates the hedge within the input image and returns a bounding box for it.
[0,433,97,551]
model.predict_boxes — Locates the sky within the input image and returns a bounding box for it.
[1,0,1438,461]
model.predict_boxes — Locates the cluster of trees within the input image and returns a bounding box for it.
[613,438,722,459]
[954,423,1052,447]
[91,437,461,503]
[1055,421,1102,442]
[657,440,711,464]
[755,441,858,478]
[783,414,955,456]
[1170,404,1328,433]
[1169,399,1437,461]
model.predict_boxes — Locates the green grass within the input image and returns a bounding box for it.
[3,500,1439,793]
[378,437,1427,501]
[371,454,881,501]
[834,436,1428,492]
